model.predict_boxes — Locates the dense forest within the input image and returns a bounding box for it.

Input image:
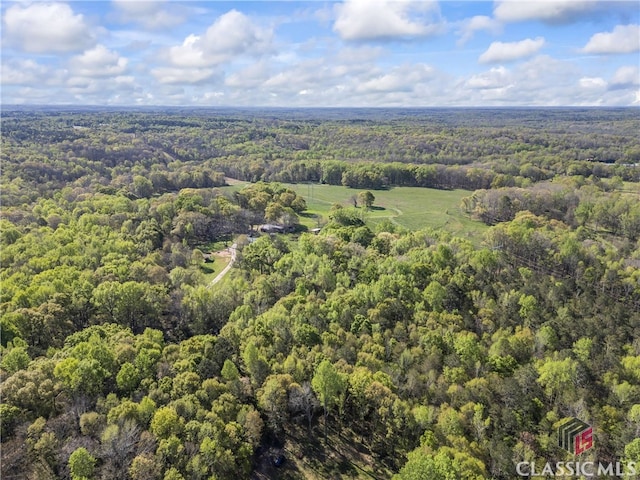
[1,107,640,480]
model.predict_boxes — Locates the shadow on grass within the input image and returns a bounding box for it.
[200,264,215,274]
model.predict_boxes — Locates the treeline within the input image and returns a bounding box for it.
[210,158,531,190]
[463,177,640,241]
[3,109,640,206]
[234,157,638,191]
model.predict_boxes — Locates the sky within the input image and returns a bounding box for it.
[2,0,640,107]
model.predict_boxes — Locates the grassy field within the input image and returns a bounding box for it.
[287,183,488,242]
[219,179,488,243]
[199,254,231,284]
[196,235,235,283]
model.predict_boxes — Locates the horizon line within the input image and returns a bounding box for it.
[3,104,639,110]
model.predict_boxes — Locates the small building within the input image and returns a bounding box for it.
[259,224,293,234]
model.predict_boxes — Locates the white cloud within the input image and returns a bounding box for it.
[3,2,95,53]
[457,15,502,45]
[64,74,145,103]
[257,49,385,99]
[356,63,434,93]
[4,2,639,108]
[69,45,128,77]
[479,37,545,64]
[466,66,511,89]
[114,76,137,88]
[151,67,216,85]
[9,87,61,104]
[225,62,270,88]
[494,1,595,23]
[202,10,272,56]
[232,55,448,107]
[263,59,327,90]
[1,59,51,85]
[333,0,442,41]
[67,76,96,92]
[168,35,211,68]
[190,91,225,105]
[515,55,578,90]
[582,24,640,54]
[579,77,607,89]
[610,66,640,87]
[111,0,186,30]
[166,10,272,68]
[457,55,603,105]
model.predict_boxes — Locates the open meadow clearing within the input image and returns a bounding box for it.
[222,179,487,241]
[286,183,488,242]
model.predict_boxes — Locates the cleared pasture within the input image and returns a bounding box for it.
[287,183,488,241]
[219,180,488,242]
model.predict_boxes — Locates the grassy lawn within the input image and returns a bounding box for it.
[196,234,235,283]
[217,180,489,243]
[286,183,488,243]
[199,255,231,284]
[199,235,234,253]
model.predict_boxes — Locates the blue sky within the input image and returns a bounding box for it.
[2,1,639,106]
